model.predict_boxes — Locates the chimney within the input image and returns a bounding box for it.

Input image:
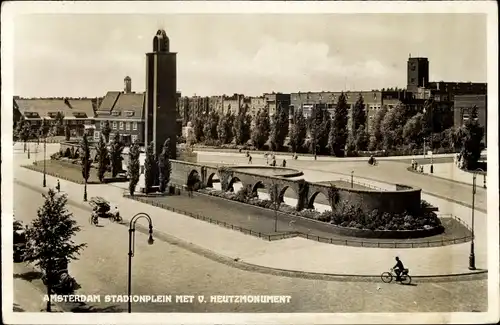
[124,76,132,94]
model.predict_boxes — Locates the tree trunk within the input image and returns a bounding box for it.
[24,142,27,152]
[46,281,52,312]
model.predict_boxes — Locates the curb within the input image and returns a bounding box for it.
[15,179,487,283]
[406,166,485,189]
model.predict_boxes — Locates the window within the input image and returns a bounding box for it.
[125,122,130,131]
[94,131,100,140]
[112,121,117,129]
[133,122,138,130]
[131,135,138,143]
[119,122,124,130]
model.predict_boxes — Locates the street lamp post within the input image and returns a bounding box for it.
[43,129,47,188]
[128,213,154,313]
[351,171,354,189]
[469,168,485,271]
[469,174,477,270]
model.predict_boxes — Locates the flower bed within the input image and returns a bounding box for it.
[198,187,442,232]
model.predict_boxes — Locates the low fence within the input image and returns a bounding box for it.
[124,189,473,249]
[337,178,386,191]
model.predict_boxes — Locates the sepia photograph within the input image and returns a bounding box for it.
[1,1,498,324]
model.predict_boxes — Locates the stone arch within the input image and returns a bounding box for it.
[251,181,266,199]
[279,185,298,204]
[206,172,220,188]
[227,176,242,193]
[308,190,330,210]
[187,169,202,190]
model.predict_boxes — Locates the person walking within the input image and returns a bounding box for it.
[248,155,252,164]
[56,179,61,193]
[282,159,286,167]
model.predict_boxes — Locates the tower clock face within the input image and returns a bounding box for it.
[410,64,416,71]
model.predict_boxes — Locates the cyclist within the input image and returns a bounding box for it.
[393,256,405,281]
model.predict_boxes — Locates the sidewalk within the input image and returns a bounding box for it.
[13,263,64,312]
[422,162,487,187]
[14,161,489,278]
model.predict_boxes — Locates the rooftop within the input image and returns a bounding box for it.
[15,98,94,119]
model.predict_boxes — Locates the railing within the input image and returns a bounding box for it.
[338,178,386,191]
[124,189,474,249]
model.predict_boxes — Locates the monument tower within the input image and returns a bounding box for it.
[145,29,177,159]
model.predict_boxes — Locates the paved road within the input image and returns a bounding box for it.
[197,153,487,211]
[13,183,487,313]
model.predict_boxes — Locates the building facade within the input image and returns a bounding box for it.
[14,97,95,137]
[93,87,145,144]
[454,94,487,146]
[290,90,403,133]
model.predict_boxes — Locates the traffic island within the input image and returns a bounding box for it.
[123,187,472,249]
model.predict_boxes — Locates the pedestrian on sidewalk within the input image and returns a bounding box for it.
[248,155,252,164]
[56,179,61,193]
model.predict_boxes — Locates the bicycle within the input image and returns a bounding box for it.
[89,213,99,226]
[109,212,123,223]
[381,268,412,285]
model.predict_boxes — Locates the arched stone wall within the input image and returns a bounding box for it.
[109,157,422,215]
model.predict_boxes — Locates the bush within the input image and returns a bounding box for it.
[197,187,442,231]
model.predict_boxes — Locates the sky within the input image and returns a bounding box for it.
[13,13,487,98]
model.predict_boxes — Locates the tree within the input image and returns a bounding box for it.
[329,93,349,156]
[144,142,157,193]
[288,109,307,153]
[23,189,87,312]
[269,103,289,152]
[308,105,330,155]
[352,94,367,132]
[370,105,387,150]
[101,121,111,143]
[381,104,408,150]
[354,125,369,151]
[95,135,109,183]
[192,116,204,143]
[203,111,219,142]
[80,135,92,201]
[109,131,125,177]
[128,141,141,196]
[158,139,172,192]
[53,112,65,136]
[217,111,235,144]
[251,108,271,150]
[233,106,251,146]
[454,106,484,169]
[64,124,71,141]
[14,118,31,152]
[402,113,424,147]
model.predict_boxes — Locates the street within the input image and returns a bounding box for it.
[13,182,487,313]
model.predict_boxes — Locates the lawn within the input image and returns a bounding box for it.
[25,160,114,184]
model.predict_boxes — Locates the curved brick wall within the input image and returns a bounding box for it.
[334,187,422,215]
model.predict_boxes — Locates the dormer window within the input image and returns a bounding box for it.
[125,111,135,117]
[72,112,87,118]
[112,111,120,116]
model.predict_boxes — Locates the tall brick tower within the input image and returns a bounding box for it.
[407,56,429,94]
[145,29,177,159]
